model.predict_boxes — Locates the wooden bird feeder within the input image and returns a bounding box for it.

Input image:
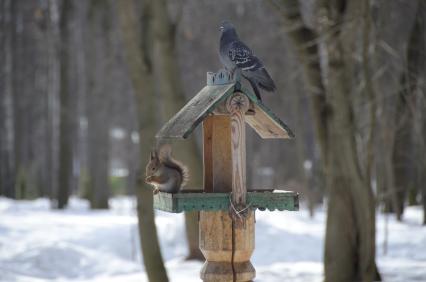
[154,69,299,281]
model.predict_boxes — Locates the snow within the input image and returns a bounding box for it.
[0,197,425,282]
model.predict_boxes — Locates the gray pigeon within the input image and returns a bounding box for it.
[219,21,276,101]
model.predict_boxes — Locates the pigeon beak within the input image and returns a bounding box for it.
[219,26,224,31]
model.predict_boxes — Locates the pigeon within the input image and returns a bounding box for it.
[219,21,276,101]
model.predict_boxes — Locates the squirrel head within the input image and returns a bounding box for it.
[146,150,162,178]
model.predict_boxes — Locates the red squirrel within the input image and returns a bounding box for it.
[145,144,188,194]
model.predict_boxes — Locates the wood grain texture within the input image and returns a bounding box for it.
[226,93,250,206]
[199,210,255,282]
[233,210,255,281]
[241,86,295,139]
[212,99,255,116]
[200,211,234,281]
[212,116,232,193]
[203,115,232,193]
[156,84,234,139]
[200,92,258,281]
[203,117,214,193]
[245,102,294,139]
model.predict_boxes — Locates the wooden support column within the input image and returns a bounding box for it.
[203,115,232,193]
[227,92,254,281]
[231,211,255,281]
[199,210,255,282]
[200,92,255,282]
[226,92,249,207]
[199,210,233,281]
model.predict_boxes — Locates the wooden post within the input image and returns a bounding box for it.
[200,92,255,282]
[227,92,254,281]
[203,115,232,193]
[199,210,233,281]
[201,114,234,281]
[199,210,255,282]
[226,92,249,207]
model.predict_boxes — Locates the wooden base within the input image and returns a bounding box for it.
[199,210,255,282]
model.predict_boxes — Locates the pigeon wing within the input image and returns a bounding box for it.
[228,41,262,71]
[227,40,276,96]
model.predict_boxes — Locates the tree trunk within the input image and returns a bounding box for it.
[406,1,426,224]
[388,0,426,221]
[85,0,112,210]
[0,0,16,198]
[57,0,73,209]
[45,0,61,201]
[276,1,378,280]
[361,0,377,185]
[116,0,169,281]
[87,121,109,209]
[11,0,27,199]
[149,0,204,261]
[320,2,376,280]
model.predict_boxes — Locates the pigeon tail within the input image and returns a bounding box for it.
[247,78,262,101]
[252,68,276,92]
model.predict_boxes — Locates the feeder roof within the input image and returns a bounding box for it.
[156,71,294,139]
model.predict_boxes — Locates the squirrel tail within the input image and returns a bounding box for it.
[158,144,189,188]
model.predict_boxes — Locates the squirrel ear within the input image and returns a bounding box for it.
[150,150,156,160]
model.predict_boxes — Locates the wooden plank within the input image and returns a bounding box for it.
[153,190,299,212]
[247,190,299,211]
[203,115,232,193]
[199,211,234,281]
[226,93,249,206]
[156,84,234,139]
[199,211,255,282]
[203,117,214,193]
[245,102,294,139]
[233,210,255,281]
[212,116,232,193]
[242,86,295,139]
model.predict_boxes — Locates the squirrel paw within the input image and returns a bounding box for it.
[145,176,153,183]
[153,188,160,195]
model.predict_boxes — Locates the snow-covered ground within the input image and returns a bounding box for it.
[0,197,425,282]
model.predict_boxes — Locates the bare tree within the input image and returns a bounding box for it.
[57,0,73,209]
[149,0,204,261]
[273,0,379,280]
[116,0,169,280]
[0,0,16,198]
[85,0,112,209]
[406,1,426,223]
[373,0,422,221]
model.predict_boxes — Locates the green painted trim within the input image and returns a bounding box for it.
[153,190,299,213]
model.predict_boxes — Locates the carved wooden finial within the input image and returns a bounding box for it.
[226,92,250,114]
